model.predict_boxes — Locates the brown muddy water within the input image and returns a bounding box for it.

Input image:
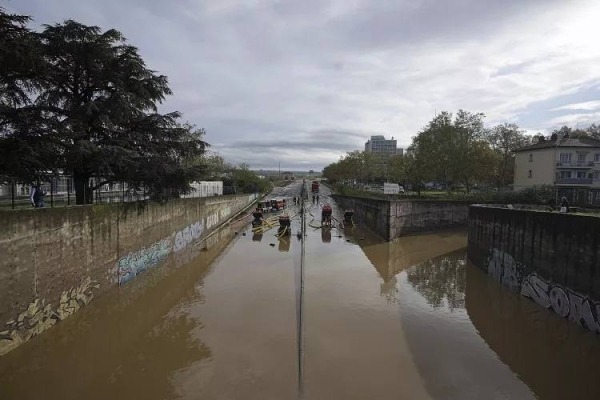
[1,189,600,399]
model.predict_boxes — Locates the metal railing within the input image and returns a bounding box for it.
[0,178,225,210]
[556,161,595,167]
[555,177,593,185]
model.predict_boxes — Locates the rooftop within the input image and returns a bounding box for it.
[514,136,600,152]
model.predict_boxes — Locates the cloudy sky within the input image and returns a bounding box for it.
[6,0,600,170]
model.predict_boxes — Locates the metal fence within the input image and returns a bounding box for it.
[0,178,225,209]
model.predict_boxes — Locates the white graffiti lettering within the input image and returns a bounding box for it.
[219,207,231,220]
[486,248,520,291]
[206,213,219,230]
[521,273,600,333]
[520,273,550,308]
[173,220,205,252]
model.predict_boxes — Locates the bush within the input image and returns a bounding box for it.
[333,183,557,206]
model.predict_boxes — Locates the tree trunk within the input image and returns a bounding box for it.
[74,171,93,205]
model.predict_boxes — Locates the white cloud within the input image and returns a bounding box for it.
[552,101,600,112]
[548,112,600,126]
[8,0,600,170]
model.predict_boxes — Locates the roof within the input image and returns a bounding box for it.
[514,136,600,152]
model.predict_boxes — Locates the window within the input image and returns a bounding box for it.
[560,153,572,163]
[578,153,586,162]
[577,171,587,179]
[595,154,600,162]
[594,171,600,180]
[528,170,532,178]
[560,171,572,178]
[529,154,533,162]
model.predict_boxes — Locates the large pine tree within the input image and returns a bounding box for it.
[1,13,208,204]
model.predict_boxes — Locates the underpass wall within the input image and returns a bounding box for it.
[331,195,468,240]
[388,200,469,238]
[467,205,600,334]
[0,194,258,356]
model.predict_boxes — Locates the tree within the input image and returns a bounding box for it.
[409,110,491,192]
[225,164,271,193]
[486,123,531,187]
[1,17,208,203]
[586,124,600,139]
[0,8,49,184]
[387,155,406,183]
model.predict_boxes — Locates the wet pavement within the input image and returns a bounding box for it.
[1,182,600,399]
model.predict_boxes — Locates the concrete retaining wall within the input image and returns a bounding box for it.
[0,194,258,355]
[388,200,469,238]
[332,195,468,240]
[467,205,600,333]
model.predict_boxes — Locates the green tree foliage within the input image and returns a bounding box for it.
[322,150,395,186]
[0,14,208,203]
[224,164,271,194]
[410,110,496,191]
[485,123,531,187]
[0,8,49,184]
[586,124,600,139]
[406,252,466,311]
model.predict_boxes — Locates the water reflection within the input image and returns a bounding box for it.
[406,252,465,311]
[355,229,468,282]
[278,236,290,252]
[321,227,332,243]
[400,250,600,400]
[0,225,241,400]
[466,259,600,400]
[252,232,263,242]
[380,276,399,304]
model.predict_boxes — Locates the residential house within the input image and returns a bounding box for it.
[514,135,600,204]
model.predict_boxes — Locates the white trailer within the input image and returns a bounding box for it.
[383,183,401,194]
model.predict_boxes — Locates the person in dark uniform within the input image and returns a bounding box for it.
[560,196,570,213]
[321,204,332,225]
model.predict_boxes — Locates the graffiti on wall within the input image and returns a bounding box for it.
[0,277,99,356]
[486,248,521,291]
[117,238,172,285]
[486,248,600,334]
[174,221,204,252]
[219,207,231,220]
[116,219,206,284]
[521,273,600,333]
[206,212,219,230]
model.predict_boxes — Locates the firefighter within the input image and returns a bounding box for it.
[252,207,264,227]
[321,204,333,225]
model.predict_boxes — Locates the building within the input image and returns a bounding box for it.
[364,135,403,157]
[514,135,600,204]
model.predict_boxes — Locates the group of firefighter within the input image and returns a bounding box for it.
[251,201,353,228]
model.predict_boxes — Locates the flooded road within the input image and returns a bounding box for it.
[1,182,600,399]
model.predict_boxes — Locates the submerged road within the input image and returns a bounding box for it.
[1,182,600,399]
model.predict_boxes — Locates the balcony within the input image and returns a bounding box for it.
[555,178,593,185]
[556,161,594,168]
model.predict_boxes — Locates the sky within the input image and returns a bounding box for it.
[5,0,600,170]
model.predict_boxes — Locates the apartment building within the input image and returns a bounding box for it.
[364,135,403,156]
[514,135,600,204]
